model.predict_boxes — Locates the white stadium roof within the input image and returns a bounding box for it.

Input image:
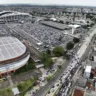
[0,36,26,62]
[0,11,31,18]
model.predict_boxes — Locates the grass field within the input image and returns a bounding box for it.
[17,77,35,92]
[0,88,14,96]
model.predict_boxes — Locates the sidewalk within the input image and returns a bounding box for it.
[7,75,14,87]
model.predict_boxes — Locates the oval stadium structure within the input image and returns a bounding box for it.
[0,11,32,23]
[0,36,30,74]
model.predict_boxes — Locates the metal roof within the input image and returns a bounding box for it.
[41,21,71,30]
[73,89,84,96]
[0,36,26,62]
[0,11,31,18]
[85,66,92,73]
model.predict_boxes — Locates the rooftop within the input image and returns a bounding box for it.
[84,90,96,96]
[40,21,71,30]
[73,89,84,96]
[77,76,87,88]
[0,11,31,18]
[68,24,81,28]
[85,66,92,73]
[12,87,19,95]
[0,36,26,62]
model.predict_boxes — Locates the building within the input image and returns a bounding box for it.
[0,11,32,23]
[72,89,84,96]
[68,24,81,34]
[72,88,96,96]
[84,66,92,78]
[77,76,87,88]
[0,36,30,74]
[40,21,71,30]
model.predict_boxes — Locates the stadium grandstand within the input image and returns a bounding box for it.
[0,36,30,74]
[0,11,32,23]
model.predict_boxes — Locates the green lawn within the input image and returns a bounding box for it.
[17,77,35,92]
[14,59,36,75]
[0,88,14,96]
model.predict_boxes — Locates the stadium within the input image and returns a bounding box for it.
[0,11,32,23]
[0,36,30,74]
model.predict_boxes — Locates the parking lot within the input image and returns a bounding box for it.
[0,22,86,51]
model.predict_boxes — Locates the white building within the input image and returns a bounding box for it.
[68,24,81,34]
[84,66,92,79]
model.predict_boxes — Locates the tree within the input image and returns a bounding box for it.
[73,38,80,43]
[65,54,70,60]
[59,20,64,24]
[66,42,74,50]
[40,52,53,68]
[44,58,53,68]
[92,18,96,23]
[90,23,94,27]
[53,46,64,57]
[40,52,49,62]
[66,21,69,24]
[58,65,62,69]
[87,21,89,24]
[46,49,51,56]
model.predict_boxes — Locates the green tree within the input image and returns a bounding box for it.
[53,46,64,57]
[66,42,74,50]
[58,65,62,69]
[40,52,53,68]
[73,38,80,43]
[46,49,51,56]
[65,54,70,60]
[87,21,89,24]
[40,52,49,62]
[44,58,53,68]
[90,23,94,27]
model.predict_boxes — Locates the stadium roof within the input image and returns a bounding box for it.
[0,36,26,62]
[0,11,31,18]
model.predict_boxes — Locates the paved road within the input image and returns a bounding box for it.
[7,75,14,87]
[34,60,70,96]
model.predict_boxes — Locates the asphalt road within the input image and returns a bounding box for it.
[34,59,70,96]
